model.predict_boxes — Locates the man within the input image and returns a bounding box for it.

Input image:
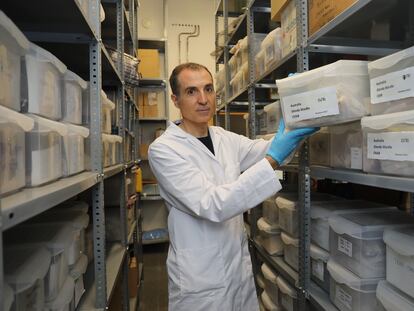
[148,63,317,310]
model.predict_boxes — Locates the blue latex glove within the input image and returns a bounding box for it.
[267,119,319,165]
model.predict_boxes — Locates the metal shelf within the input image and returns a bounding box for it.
[101,44,123,86]
[104,164,125,179]
[140,195,162,201]
[138,79,167,89]
[101,2,133,45]
[215,0,246,17]
[2,172,98,231]
[128,220,137,244]
[309,282,339,311]
[254,50,297,84]
[310,166,414,193]
[138,38,167,52]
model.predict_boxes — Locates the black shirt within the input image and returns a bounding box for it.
[197,131,215,155]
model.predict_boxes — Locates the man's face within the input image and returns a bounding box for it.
[172,68,216,125]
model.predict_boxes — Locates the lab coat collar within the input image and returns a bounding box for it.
[166,121,222,162]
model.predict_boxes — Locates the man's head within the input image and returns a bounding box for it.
[169,63,216,126]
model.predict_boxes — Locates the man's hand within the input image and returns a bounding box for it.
[266,119,319,166]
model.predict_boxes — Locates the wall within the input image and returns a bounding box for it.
[137,0,165,39]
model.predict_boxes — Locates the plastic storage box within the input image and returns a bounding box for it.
[277,276,298,311]
[368,46,414,115]
[281,232,299,271]
[261,263,279,306]
[328,260,383,311]
[0,106,34,195]
[62,70,87,124]
[4,245,51,311]
[255,49,265,78]
[383,227,414,298]
[44,277,75,311]
[310,244,330,293]
[101,134,123,167]
[23,43,66,119]
[261,291,282,311]
[276,192,338,238]
[264,101,281,134]
[26,114,67,187]
[329,210,414,279]
[0,11,29,111]
[70,254,88,308]
[277,60,370,129]
[309,128,331,166]
[262,195,278,226]
[261,28,282,70]
[330,121,363,170]
[257,217,283,256]
[62,123,89,177]
[102,93,115,134]
[238,33,266,67]
[310,200,395,251]
[376,280,414,311]
[361,110,414,177]
[230,69,245,97]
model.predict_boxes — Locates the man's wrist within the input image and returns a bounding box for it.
[265,156,279,170]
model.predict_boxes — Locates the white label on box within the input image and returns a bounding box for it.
[281,87,339,123]
[367,132,414,161]
[338,236,353,257]
[350,147,362,169]
[312,260,325,281]
[336,287,353,310]
[371,66,414,104]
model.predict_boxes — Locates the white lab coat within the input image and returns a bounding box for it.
[148,122,282,311]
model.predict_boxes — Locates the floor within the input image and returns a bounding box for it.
[140,243,169,311]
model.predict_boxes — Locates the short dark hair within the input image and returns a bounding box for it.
[169,62,213,96]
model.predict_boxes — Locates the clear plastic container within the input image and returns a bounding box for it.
[376,280,414,311]
[264,101,281,134]
[310,200,395,251]
[0,11,29,111]
[261,263,279,306]
[330,121,363,170]
[62,123,89,177]
[310,244,330,293]
[238,33,267,66]
[0,106,34,195]
[113,134,123,165]
[62,70,87,125]
[102,93,115,134]
[329,210,414,279]
[262,196,278,226]
[328,260,383,311]
[261,28,282,71]
[69,254,87,308]
[276,192,338,238]
[230,69,245,97]
[25,114,68,186]
[361,110,414,177]
[229,54,238,80]
[256,273,266,291]
[44,277,75,311]
[383,227,414,298]
[5,223,77,301]
[255,49,265,78]
[4,245,51,311]
[261,291,282,311]
[101,134,123,167]
[277,60,370,129]
[23,43,66,120]
[310,128,331,166]
[276,276,298,311]
[368,46,414,115]
[281,232,299,271]
[257,217,283,256]
[84,226,94,264]
[214,68,225,94]
[4,283,14,311]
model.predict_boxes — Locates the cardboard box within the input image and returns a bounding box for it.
[309,0,356,36]
[129,257,138,298]
[136,92,159,118]
[281,0,297,57]
[271,0,290,21]
[137,49,160,78]
[139,144,149,160]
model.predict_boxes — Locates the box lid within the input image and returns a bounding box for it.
[368,46,414,71]
[261,263,278,284]
[256,274,266,289]
[361,110,414,130]
[102,96,116,110]
[44,277,75,309]
[3,282,14,311]
[70,254,88,279]
[276,192,338,211]
[0,10,30,54]
[281,232,299,247]
[327,260,382,291]
[376,280,414,311]
[102,133,123,143]
[310,200,395,220]
[261,291,282,311]
[28,42,67,74]
[328,210,414,239]
[276,60,368,90]
[65,123,90,138]
[0,105,34,131]
[276,276,297,298]
[261,28,282,49]
[28,113,68,136]
[383,227,414,256]
[4,245,51,293]
[257,217,281,234]
[64,70,87,89]
[310,244,329,262]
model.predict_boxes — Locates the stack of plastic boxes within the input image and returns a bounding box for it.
[260,263,283,311]
[326,210,414,311]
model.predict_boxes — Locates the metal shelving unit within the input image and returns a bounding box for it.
[0,0,142,310]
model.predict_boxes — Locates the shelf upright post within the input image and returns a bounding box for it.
[0,211,3,309]
[215,13,221,127]
[223,0,231,130]
[89,0,107,307]
[296,0,311,309]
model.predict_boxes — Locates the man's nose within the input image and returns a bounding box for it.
[198,91,208,104]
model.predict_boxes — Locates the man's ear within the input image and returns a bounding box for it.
[171,93,179,109]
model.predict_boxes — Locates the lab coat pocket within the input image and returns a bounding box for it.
[177,244,226,296]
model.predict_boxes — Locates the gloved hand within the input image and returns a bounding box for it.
[267,119,319,165]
